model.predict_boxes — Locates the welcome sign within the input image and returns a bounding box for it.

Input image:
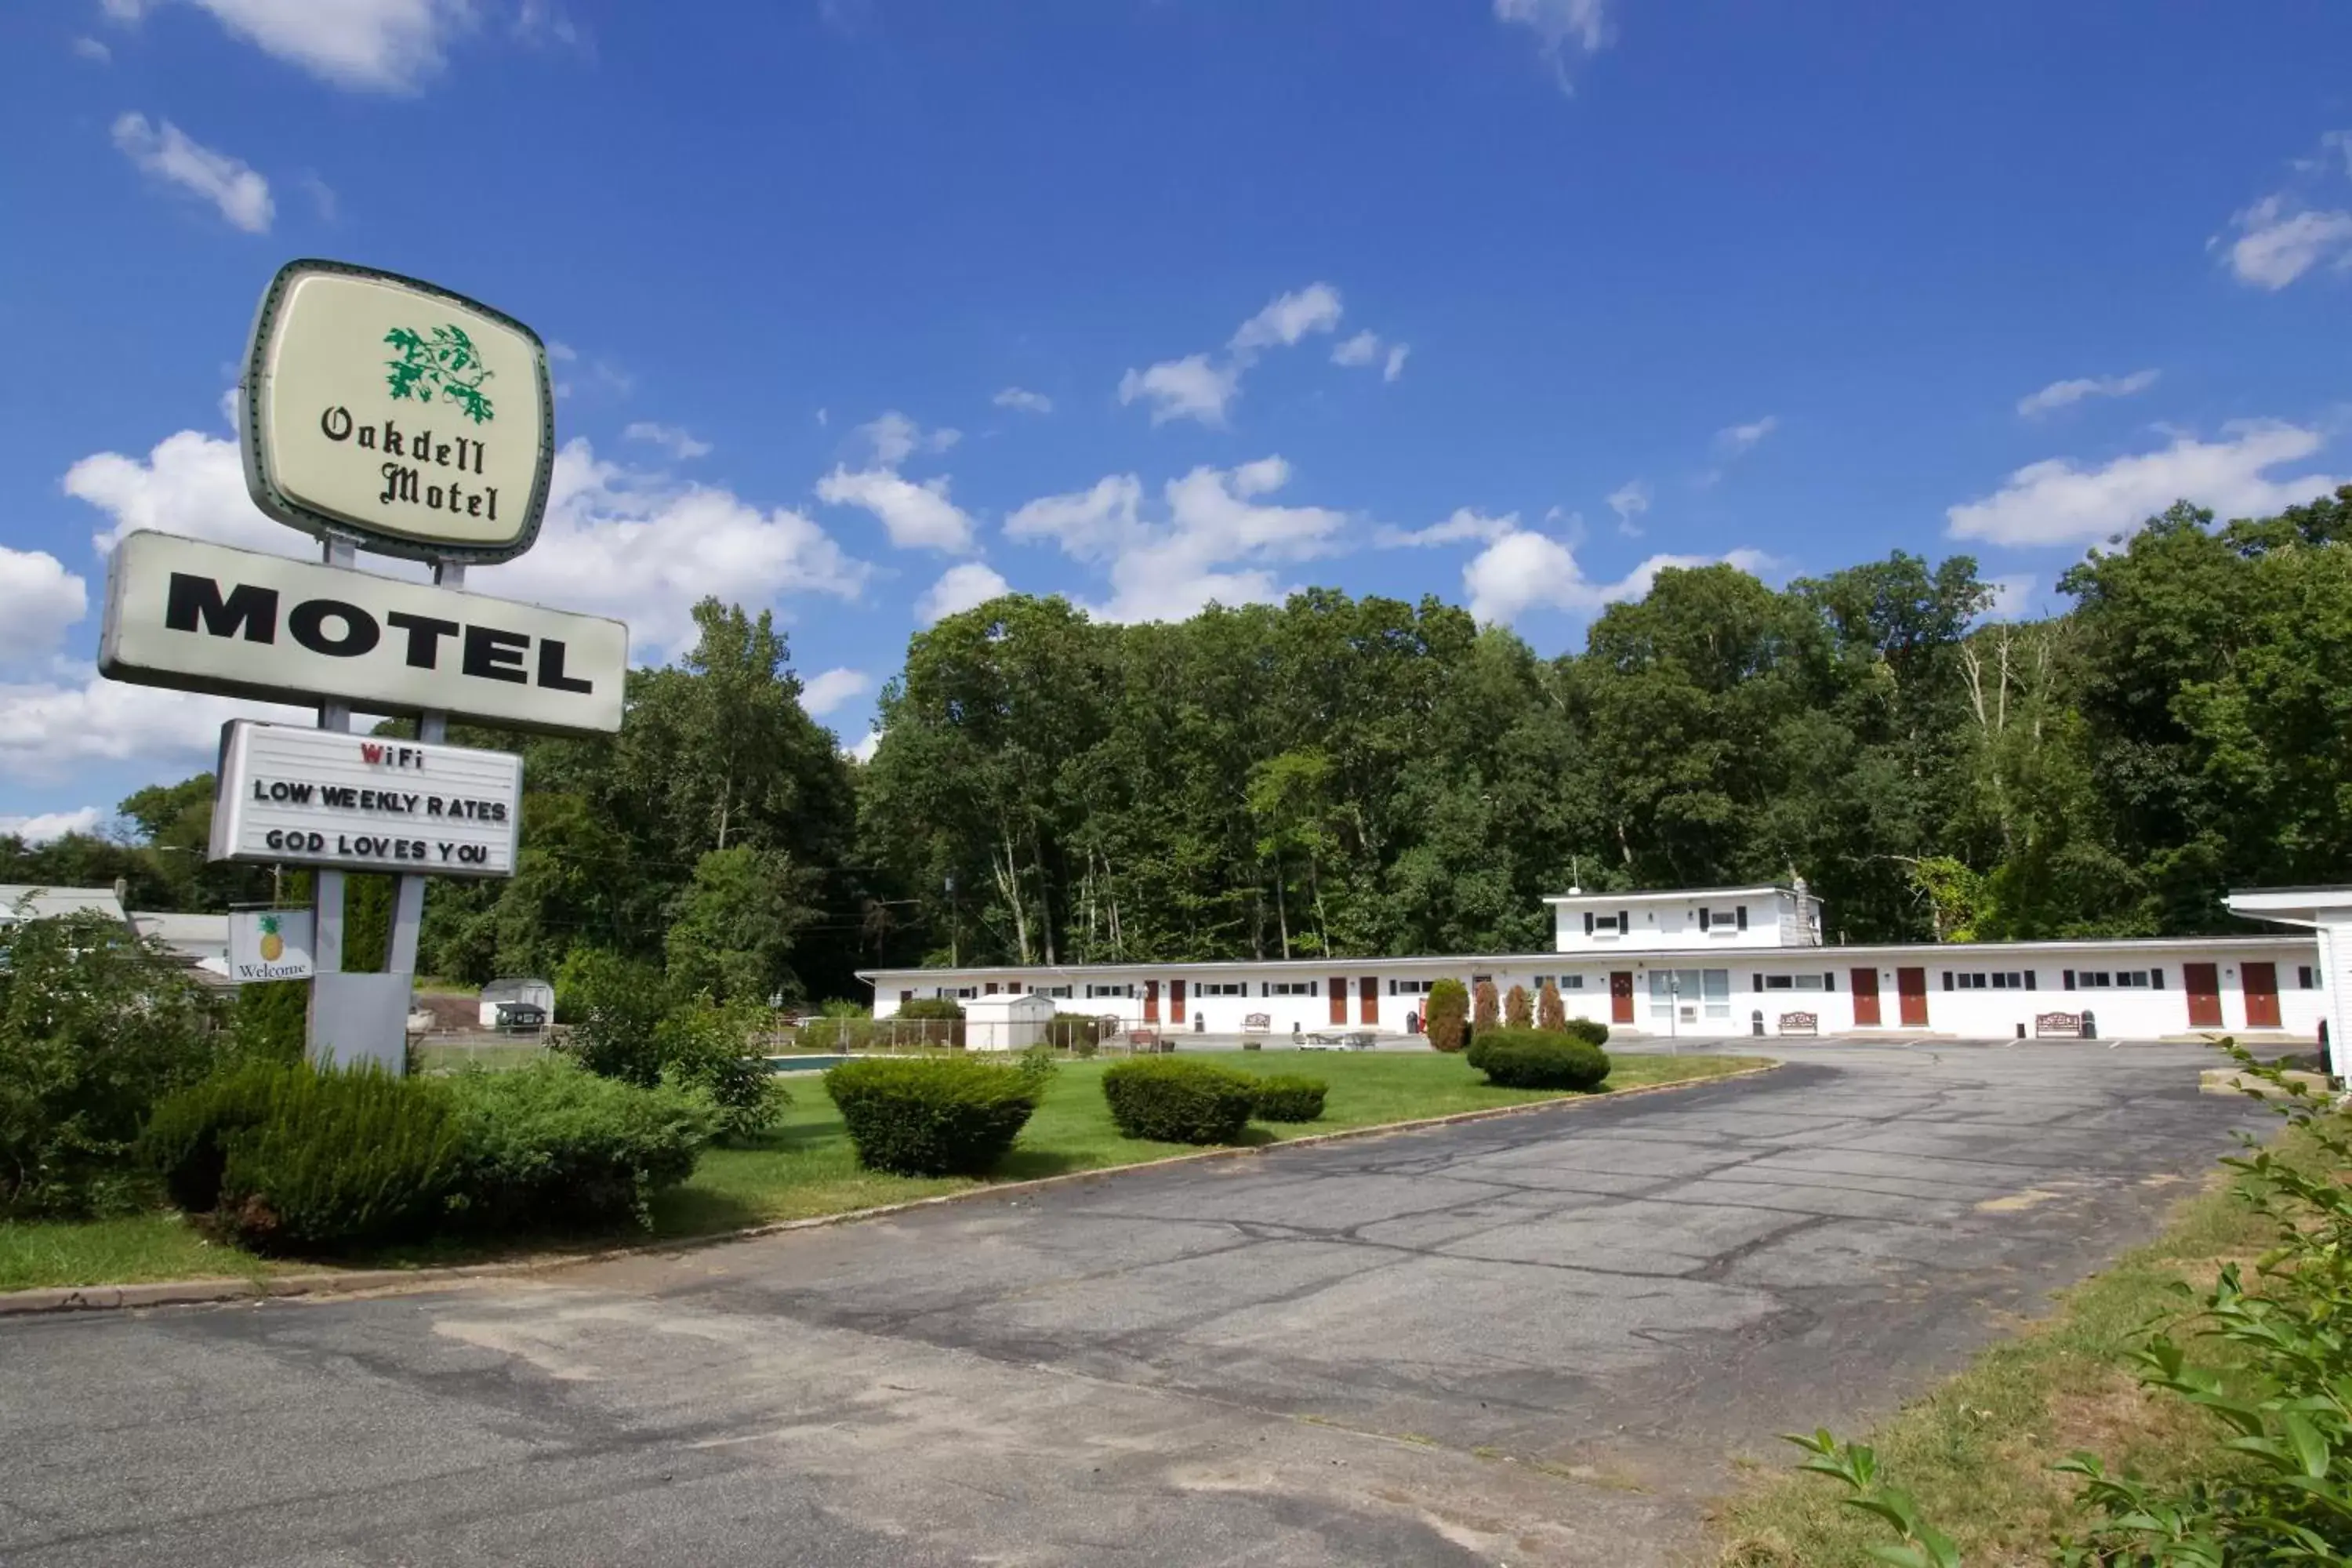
[241,259,554,564]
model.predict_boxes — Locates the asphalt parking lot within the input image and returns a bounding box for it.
[0,1040,2270,1566]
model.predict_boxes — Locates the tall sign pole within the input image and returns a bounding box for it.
[98,258,629,1069]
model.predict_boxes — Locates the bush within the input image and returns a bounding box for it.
[1423,978,1470,1054]
[1565,1017,1609,1048]
[1536,979,1566,1032]
[1472,979,1500,1031]
[1504,984,1532,1029]
[655,995,790,1142]
[557,949,670,1086]
[1251,1074,1327,1123]
[231,979,310,1065]
[445,1058,717,1232]
[1469,1028,1612,1091]
[2,912,224,1216]
[1101,1058,1257,1145]
[825,1057,1041,1176]
[144,1059,462,1254]
[897,996,965,1021]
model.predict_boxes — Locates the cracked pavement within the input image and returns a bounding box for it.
[0,1041,2267,1566]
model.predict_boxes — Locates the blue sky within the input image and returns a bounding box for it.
[4,1,2350,837]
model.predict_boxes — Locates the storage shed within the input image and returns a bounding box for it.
[963,991,1058,1051]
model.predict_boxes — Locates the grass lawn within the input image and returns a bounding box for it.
[1,1049,1751,1293]
[1710,1117,2313,1566]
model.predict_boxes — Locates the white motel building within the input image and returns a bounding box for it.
[862,881,2352,1051]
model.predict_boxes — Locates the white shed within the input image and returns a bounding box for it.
[478,976,556,1028]
[963,991,1058,1052]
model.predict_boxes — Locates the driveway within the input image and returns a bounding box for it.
[0,1042,2267,1566]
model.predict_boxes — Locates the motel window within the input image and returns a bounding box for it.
[1585,911,1629,935]
[1561,975,1584,989]
[1085,983,1133,1000]
[1946,971,2037,992]
[937,986,977,1000]
[1698,908,1740,933]
[1389,978,1435,996]
[2301,967,2321,990]
[899,989,913,1004]
[1265,980,1319,997]
[2066,971,2154,990]
[1196,982,1244,996]
[1042,985,1073,999]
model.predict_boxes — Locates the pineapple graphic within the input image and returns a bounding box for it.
[258,913,285,963]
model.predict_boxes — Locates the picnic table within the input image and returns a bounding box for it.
[1302,1030,1377,1051]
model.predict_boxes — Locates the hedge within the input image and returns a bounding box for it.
[1251,1074,1327,1123]
[1468,1027,1612,1091]
[825,1057,1041,1176]
[1101,1057,1257,1144]
[445,1058,718,1232]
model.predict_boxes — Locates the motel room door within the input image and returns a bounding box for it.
[1142,979,1160,1025]
[1328,978,1349,1026]
[1170,979,1187,1029]
[2183,963,2223,1028]
[1850,968,1882,1026]
[1359,976,1379,1026]
[2241,962,2281,1029]
[1609,971,1635,1025]
[1896,967,1929,1028]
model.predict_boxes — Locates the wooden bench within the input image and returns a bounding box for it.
[1777,1011,1818,1037]
[2034,1011,2083,1039]
[1243,1012,1272,1033]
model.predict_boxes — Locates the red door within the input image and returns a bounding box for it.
[2184,963,2222,1028]
[1610,971,1635,1024]
[1329,978,1349,1026]
[1896,967,1929,1028]
[1142,979,1160,1025]
[1170,978,1186,1028]
[1851,968,1882,1026]
[2241,963,2281,1028]
[1359,976,1379,1025]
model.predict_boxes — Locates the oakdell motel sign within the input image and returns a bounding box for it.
[99,260,629,1068]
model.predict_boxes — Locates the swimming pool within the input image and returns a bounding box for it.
[764,1054,852,1073]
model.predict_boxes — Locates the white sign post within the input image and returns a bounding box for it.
[89,258,614,1070]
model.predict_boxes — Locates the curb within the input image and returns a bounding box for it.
[0,1057,1780,1319]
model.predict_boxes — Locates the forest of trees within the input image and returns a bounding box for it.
[7,486,2348,1007]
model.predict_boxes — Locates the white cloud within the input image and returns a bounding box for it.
[1383,343,1410,383]
[2016,369,2161,418]
[816,466,978,554]
[1230,283,1344,353]
[1982,575,2037,621]
[1118,354,1242,427]
[993,387,1053,415]
[1007,456,1346,623]
[0,675,310,785]
[798,666,869,717]
[0,549,90,663]
[0,807,107,844]
[1494,0,1612,90]
[857,410,959,466]
[1945,423,2347,547]
[847,730,883,764]
[63,427,869,662]
[2221,195,2352,289]
[621,421,712,460]
[1463,528,1770,626]
[74,36,112,61]
[1606,479,1650,535]
[121,0,476,93]
[110,114,272,233]
[1714,416,1778,455]
[916,562,1011,625]
[1122,281,1378,427]
[1375,508,1518,549]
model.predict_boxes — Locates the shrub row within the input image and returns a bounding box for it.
[1251,1074,1328,1123]
[824,1057,1043,1176]
[1102,1057,1260,1144]
[143,1057,718,1254]
[1465,1026,1612,1090]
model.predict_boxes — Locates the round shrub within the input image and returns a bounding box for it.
[1251,1074,1327,1123]
[1565,1018,1610,1048]
[445,1058,718,1232]
[1101,1057,1257,1145]
[825,1057,1041,1177]
[145,1059,462,1254]
[1422,978,1470,1054]
[1471,1027,1611,1091]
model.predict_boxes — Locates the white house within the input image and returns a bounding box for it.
[859,881,2331,1044]
[2227,887,2352,1076]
